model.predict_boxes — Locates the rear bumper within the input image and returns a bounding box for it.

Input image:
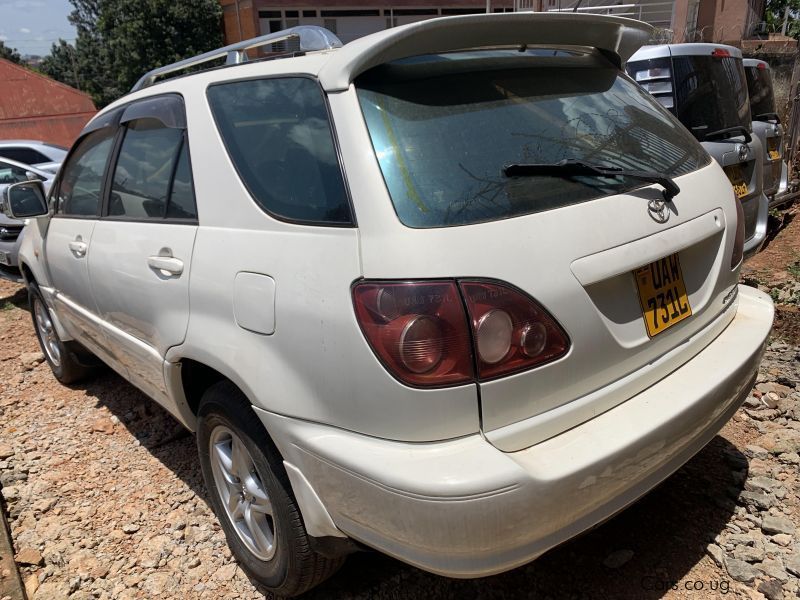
[257,285,773,578]
[744,192,769,259]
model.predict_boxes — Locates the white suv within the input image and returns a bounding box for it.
[2,13,775,597]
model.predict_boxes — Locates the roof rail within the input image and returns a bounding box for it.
[131,26,343,92]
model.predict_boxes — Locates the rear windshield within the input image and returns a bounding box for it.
[356,51,710,228]
[744,65,777,120]
[671,55,751,140]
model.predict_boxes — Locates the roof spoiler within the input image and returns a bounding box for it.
[318,12,654,92]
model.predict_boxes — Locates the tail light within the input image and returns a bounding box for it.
[731,191,745,268]
[352,281,473,387]
[352,279,569,387]
[460,281,569,379]
[712,48,731,58]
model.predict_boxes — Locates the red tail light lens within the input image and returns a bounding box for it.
[352,281,474,387]
[731,191,745,268]
[712,48,731,58]
[460,281,569,380]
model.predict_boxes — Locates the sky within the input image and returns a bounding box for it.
[0,0,76,57]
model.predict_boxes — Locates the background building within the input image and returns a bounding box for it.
[220,0,776,48]
[0,59,96,148]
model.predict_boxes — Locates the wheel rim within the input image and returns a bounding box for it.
[33,298,61,368]
[209,426,276,561]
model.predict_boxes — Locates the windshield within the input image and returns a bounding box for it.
[356,51,710,228]
[744,65,777,119]
[671,55,751,141]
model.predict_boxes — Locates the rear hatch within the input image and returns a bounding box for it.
[352,49,741,451]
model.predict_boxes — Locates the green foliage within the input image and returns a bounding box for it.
[765,0,800,38]
[0,41,22,64]
[41,0,223,107]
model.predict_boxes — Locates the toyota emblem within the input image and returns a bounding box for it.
[737,144,749,161]
[647,198,670,223]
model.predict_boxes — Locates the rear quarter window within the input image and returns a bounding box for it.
[356,51,710,228]
[207,77,352,226]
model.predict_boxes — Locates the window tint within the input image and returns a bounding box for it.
[166,142,197,220]
[110,119,183,219]
[0,160,30,184]
[57,130,115,217]
[0,147,49,165]
[671,56,751,141]
[745,66,777,120]
[207,77,352,225]
[356,51,710,228]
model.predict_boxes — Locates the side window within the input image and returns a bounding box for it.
[109,119,186,219]
[207,77,352,225]
[166,143,197,220]
[56,130,115,217]
[0,160,30,184]
[0,147,49,165]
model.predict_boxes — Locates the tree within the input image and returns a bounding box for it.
[0,41,21,64]
[764,0,800,38]
[43,0,223,107]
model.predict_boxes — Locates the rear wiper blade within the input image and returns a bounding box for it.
[754,112,780,124]
[702,125,752,143]
[503,159,680,202]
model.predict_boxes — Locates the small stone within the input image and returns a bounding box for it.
[0,444,13,460]
[771,533,792,547]
[739,490,774,510]
[186,557,200,569]
[761,516,795,536]
[706,543,725,568]
[121,523,139,534]
[19,352,44,370]
[214,563,237,581]
[16,547,43,566]
[785,553,800,577]
[91,418,115,435]
[744,445,769,459]
[757,558,790,583]
[758,579,784,600]
[778,452,800,464]
[733,544,765,563]
[724,557,760,582]
[24,573,39,597]
[746,476,784,494]
[602,549,634,569]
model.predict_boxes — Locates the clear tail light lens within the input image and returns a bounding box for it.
[459,281,570,380]
[731,191,745,268]
[352,281,474,387]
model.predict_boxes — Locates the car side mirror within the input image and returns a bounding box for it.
[1,180,49,219]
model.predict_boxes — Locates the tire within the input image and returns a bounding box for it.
[28,282,94,384]
[197,381,344,597]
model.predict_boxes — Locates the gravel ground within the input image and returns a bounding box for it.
[0,209,798,599]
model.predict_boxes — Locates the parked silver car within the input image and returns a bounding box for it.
[743,58,792,207]
[0,158,54,281]
[628,44,769,258]
[0,140,67,174]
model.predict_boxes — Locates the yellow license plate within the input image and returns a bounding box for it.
[768,138,780,161]
[634,254,692,338]
[724,165,748,198]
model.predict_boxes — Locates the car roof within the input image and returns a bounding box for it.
[630,43,743,62]
[0,155,52,177]
[95,13,652,119]
[743,58,769,69]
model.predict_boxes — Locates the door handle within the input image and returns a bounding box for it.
[147,255,184,276]
[68,240,87,257]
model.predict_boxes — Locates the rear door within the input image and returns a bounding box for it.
[87,95,198,402]
[45,126,117,355]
